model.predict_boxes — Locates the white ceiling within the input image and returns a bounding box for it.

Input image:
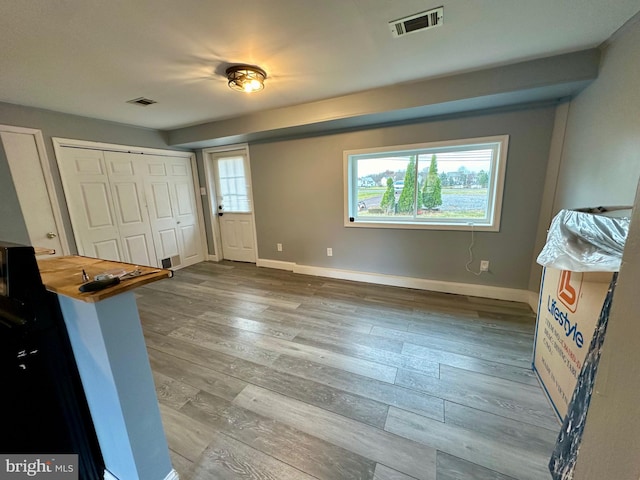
[1,0,639,131]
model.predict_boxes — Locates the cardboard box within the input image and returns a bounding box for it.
[532,267,612,421]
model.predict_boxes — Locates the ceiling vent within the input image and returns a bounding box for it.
[389,7,444,38]
[126,97,157,107]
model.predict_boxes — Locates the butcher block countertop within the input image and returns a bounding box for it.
[37,255,172,303]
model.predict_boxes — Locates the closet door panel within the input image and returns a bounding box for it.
[57,148,122,261]
[57,144,203,269]
[104,151,158,266]
[167,157,202,266]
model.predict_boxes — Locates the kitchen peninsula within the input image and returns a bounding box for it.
[37,256,176,480]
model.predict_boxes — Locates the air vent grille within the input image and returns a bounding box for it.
[389,7,443,38]
[126,97,157,107]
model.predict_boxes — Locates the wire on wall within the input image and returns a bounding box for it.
[465,223,483,276]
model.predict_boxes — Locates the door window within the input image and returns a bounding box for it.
[217,156,250,212]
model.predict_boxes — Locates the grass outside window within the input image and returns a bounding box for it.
[344,135,509,231]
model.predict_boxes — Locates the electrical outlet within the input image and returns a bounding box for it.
[480,260,490,272]
[327,247,333,257]
[277,243,283,252]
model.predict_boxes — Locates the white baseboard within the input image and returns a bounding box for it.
[207,254,219,262]
[256,258,295,271]
[164,469,180,480]
[104,467,178,480]
[528,290,540,313]
[256,258,531,303]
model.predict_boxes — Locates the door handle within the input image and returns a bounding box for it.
[46,232,57,239]
[218,212,224,217]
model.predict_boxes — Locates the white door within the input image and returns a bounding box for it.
[144,155,204,268]
[56,141,205,269]
[57,147,124,261]
[0,127,68,255]
[211,151,257,263]
[103,151,158,266]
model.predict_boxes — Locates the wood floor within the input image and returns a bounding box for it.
[136,261,559,480]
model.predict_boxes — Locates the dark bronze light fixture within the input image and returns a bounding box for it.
[225,65,267,93]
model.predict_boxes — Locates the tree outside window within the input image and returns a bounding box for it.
[347,135,508,231]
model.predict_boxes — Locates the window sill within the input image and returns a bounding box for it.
[344,219,499,232]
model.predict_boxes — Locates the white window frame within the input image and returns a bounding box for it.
[343,135,509,232]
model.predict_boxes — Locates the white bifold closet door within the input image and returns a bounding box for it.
[143,155,202,268]
[57,147,203,268]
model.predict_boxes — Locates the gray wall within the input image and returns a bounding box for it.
[0,101,189,250]
[250,106,556,290]
[552,23,640,212]
[549,17,640,479]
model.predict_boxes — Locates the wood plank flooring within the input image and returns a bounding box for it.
[137,261,559,480]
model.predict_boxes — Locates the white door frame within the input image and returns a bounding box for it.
[0,125,71,255]
[203,144,259,263]
[52,137,208,264]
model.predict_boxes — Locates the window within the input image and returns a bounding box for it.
[216,155,251,212]
[344,135,508,231]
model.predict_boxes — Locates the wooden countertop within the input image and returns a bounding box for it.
[37,256,172,303]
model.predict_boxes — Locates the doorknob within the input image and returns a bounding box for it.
[46,232,57,239]
[218,212,224,217]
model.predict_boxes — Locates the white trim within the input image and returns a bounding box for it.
[202,149,223,261]
[256,259,530,303]
[51,140,89,257]
[0,125,71,255]
[343,220,499,232]
[164,469,180,480]
[208,254,220,262]
[244,146,260,262]
[257,258,295,271]
[343,135,509,232]
[104,468,178,480]
[202,143,249,154]
[528,290,540,313]
[188,152,209,266]
[203,144,258,263]
[52,137,192,158]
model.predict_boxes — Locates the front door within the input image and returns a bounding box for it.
[211,150,257,263]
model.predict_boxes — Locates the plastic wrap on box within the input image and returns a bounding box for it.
[537,209,630,272]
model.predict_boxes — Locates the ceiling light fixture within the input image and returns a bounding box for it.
[225,65,267,93]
